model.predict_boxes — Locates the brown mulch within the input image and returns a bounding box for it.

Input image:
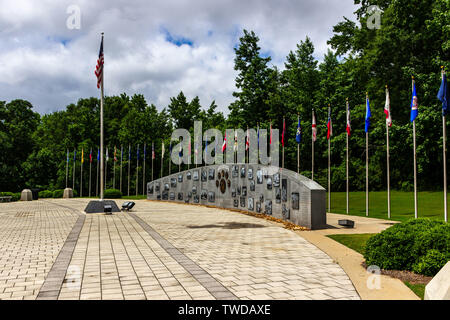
[361,262,433,285]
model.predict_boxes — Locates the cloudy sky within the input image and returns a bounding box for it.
[0,0,357,114]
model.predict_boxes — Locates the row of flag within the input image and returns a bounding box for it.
[67,144,158,163]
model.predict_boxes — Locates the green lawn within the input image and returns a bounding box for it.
[329,191,448,222]
[327,233,375,255]
[404,282,425,300]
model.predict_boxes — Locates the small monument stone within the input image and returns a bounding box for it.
[63,188,74,198]
[20,189,33,201]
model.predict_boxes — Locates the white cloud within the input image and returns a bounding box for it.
[0,0,357,114]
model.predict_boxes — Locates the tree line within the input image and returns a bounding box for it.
[0,0,448,194]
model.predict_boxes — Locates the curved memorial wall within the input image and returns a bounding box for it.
[147,164,326,230]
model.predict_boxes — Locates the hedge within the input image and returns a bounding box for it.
[0,192,20,202]
[364,218,450,276]
[38,190,54,198]
[104,189,122,199]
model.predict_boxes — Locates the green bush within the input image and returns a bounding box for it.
[364,218,450,276]
[104,189,122,199]
[38,190,54,198]
[0,192,20,202]
[53,189,64,198]
[412,250,448,276]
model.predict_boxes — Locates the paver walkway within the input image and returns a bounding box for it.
[0,199,360,300]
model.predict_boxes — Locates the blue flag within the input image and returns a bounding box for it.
[365,96,371,133]
[137,145,140,159]
[97,149,100,161]
[73,150,76,161]
[296,118,301,144]
[410,81,419,122]
[67,150,69,163]
[438,73,449,116]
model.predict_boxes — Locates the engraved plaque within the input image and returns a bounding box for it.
[259,194,264,203]
[257,169,263,184]
[178,174,183,183]
[201,190,207,200]
[193,170,199,181]
[282,204,290,219]
[148,184,154,194]
[248,197,254,211]
[171,178,177,188]
[162,191,168,200]
[267,177,273,190]
[263,169,269,179]
[169,192,175,201]
[233,199,239,207]
[178,192,183,201]
[240,196,246,207]
[201,170,207,182]
[282,179,288,202]
[192,186,197,194]
[164,183,170,191]
[157,194,161,200]
[292,192,300,210]
[208,191,215,203]
[208,168,215,180]
[256,202,261,213]
[248,168,253,180]
[250,180,255,192]
[274,173,280,187]
[231,188,236,198]
[275,187,281,203]
[155,183,160,192]
[237,186,241,196]
[232,165,239,177]
[187,171,192,180]
[242,186,247,197]
[264,200,272,215]
[240,166,246,178]
[193,195,199,203]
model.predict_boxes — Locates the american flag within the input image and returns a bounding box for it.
[95,35,104,89]
[222,133,227,152]
[327,106,333,140]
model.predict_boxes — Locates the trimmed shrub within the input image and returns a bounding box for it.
[53,189,64,198]
[364,218,450,276]
[38,190,54,198]
[104,189,122,199]
[0,192,20,202]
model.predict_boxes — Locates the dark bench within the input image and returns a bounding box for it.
[0,196,12,203]
[338,219,355,228]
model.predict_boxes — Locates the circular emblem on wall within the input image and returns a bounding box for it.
[216,169,231,194]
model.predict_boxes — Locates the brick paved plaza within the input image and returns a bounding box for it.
[0,199,360,300]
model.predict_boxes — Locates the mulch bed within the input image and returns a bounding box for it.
[362,262,433,285]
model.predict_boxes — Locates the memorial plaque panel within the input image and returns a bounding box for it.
[240,196,246,207]
[232,165,239,177]
[237,186,241,196]
[282,204,290,219]
[242,186,247,197]
[292,192,299,210]
[250,180,255,191]
[148,184,154,194]
[256,202,261,213]
[162,191,168,200]
[282,179,288,202]
[178,174,183,183]
[193,195,199,203]
[248,197,254,211]
[164,183,170,191]
[171,178,177,188]
[267,177,273,190]
[208,191,215,203]
[208,169,215,180]
[248,168,253,180]
[240,166,246,178]
[265,200,272,215]
[257,169,263,184]
[259,194,264,203]
[201,170,207,182]
[178,192,183,201]
[231,188,236,198]
[155,183,160,192]
[169,192,175,201]
[157,194,161,200]
[193,170,199,181]
[201,190,207,200]
[275,187,281,203]
[233,199,239,207]
[187,172,192,180]
[192,186,197,194]
[274,173,280,187]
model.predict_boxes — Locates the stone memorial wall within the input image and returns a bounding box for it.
[147,164,326,230]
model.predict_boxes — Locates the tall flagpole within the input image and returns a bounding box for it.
[105,148,108,191]
[113,146,116,189]
[442,67,448,223]
[80,149,83,197]
[136,144,139,196]
[169,143,172,175]
[312,110,315,180]
[151,142,154,181]
[346,98,349,215]
[412,76,418,219]
[143,143,146,196]
[99,32,104,201]
[73,149,76,190]
[282,117,285,171]
[128,144,131,196]
[66,149,69,188]
[386,85,391,219]
[297,114,300,174]
[366,93,370,217]
[161,142,164,178]
[120,145,123,193]
[96,149,99,197]
[328,104,331,213]
[89,149,92,197]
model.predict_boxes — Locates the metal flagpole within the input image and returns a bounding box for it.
[151,142,154,181]
[169,143,172,175]
[161,141,164,178]
[80,148,83,197]
[346,99,349,215]
[442,67,448,223]
[282,117,285,171]
[412,76,418,219]
[297,114,300,174]
[312,110,314,180]
[99,33,104,201]
[89,149,92,197]
[113,146,116,189]
[96,149,99,197]
[328,104,331,213]
[136,144,139,196]
[73,149,76,190]
[143,143,146,196]
[128,144,130,196]
[120,145,123,193]
[366,93,369,217]
[105,147,108,191]
[386,86,391,219]
[66,149,69,188]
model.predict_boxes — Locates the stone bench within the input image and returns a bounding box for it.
[0,196,12,202]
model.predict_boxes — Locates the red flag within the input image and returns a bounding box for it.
[281,118,286,147]
[222,133,227,152]
[346,100,351,136]
[269,121,272,145]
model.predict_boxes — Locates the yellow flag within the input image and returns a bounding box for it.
[81,148,84,163]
